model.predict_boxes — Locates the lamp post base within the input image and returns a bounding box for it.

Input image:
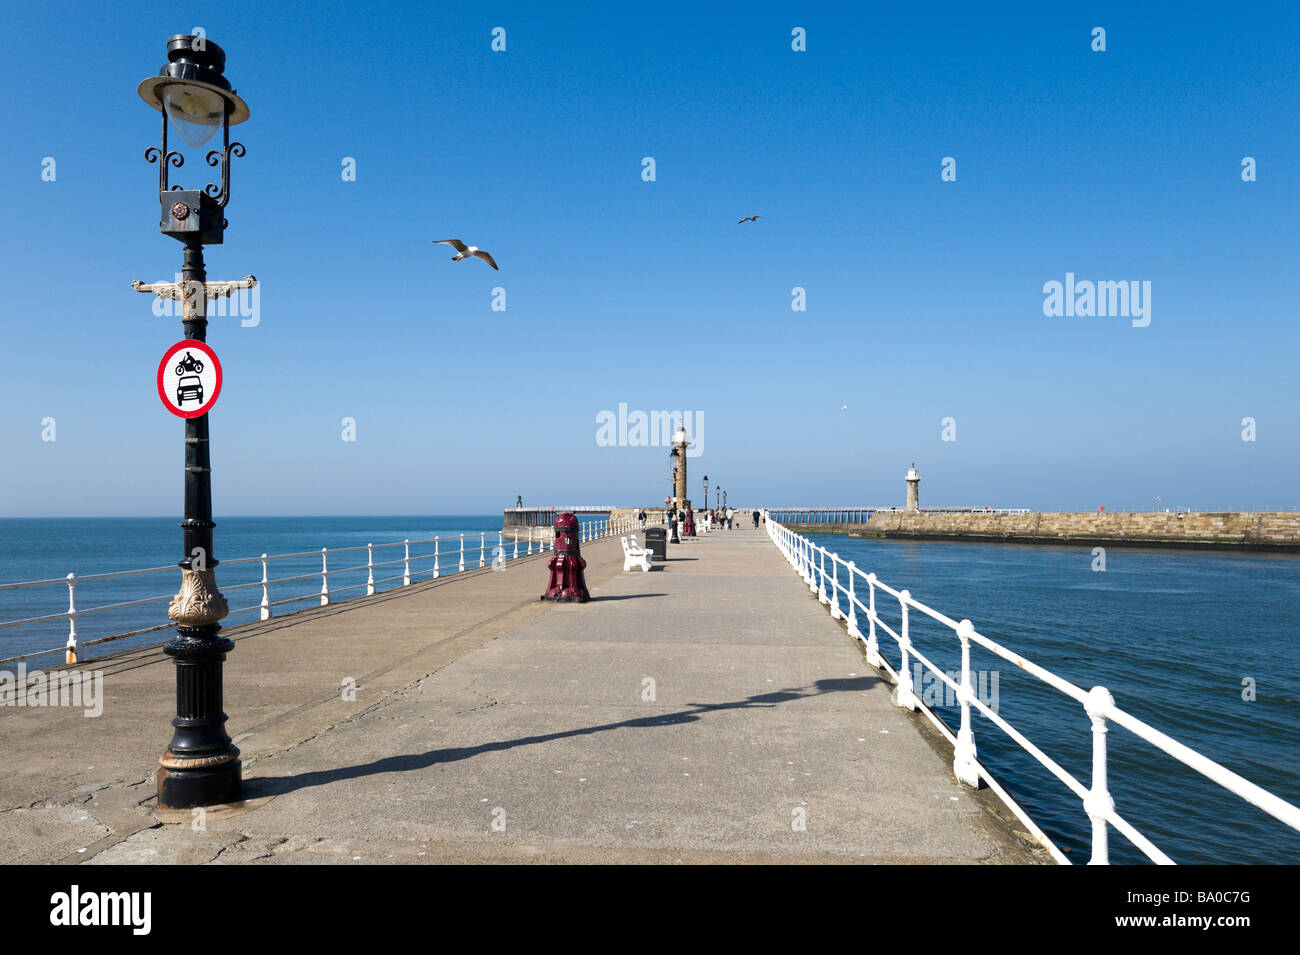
[157,751,242,809]
[157,625,240,809]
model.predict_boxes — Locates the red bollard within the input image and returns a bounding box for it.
[541,512,590,602]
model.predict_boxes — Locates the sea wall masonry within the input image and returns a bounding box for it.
[781,512,1300,552]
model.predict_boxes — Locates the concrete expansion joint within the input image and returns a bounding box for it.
[461,683,502,711]
[457,698,501,714]
[206,833,251,864]
[245,836,290,862]
[246,698,390,767]
[20,772,155,816]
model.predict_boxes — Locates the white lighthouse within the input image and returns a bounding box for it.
[905,463,921,512]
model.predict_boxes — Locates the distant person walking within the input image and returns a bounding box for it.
[638,509,647,528]
[726,507,734,529]
[752,509,759,529]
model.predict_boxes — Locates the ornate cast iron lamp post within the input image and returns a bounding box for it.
[131,34,254,809]
[702,475,709,512]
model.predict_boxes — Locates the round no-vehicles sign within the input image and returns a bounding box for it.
[157,340,222,418]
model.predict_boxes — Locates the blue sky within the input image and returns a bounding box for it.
[1,1,1297,515]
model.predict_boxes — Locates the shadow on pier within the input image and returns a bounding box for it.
[247,677,878,799]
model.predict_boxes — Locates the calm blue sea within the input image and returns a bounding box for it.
[1,517,1296,863]
[0,515,600,666]
[801,532,1300,865]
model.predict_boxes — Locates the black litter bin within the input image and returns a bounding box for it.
[643,527,667,562]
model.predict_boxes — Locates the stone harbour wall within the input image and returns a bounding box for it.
[783,512,1300,552]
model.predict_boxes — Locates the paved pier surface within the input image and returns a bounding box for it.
[0,527,1047,864]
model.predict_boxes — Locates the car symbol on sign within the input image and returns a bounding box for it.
[177,375,204,406]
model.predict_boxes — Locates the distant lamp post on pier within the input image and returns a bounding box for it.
[703,475,709,511]
[132,34,253,810]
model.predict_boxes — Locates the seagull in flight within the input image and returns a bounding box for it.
[738,216,763,224]
[433,239,498,270]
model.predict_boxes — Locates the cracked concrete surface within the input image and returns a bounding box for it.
[0,530,1050,865]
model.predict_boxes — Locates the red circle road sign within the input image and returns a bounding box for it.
[157,340,222,418]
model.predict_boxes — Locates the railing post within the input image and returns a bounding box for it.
[846,561,861,639]
[366,543,375,596]
[893,591,917,710]
[865,573,882,667]
[809,543,819,594]
[513,534,518,561]
[528,528,534,555]
[64,573,78,665]
[259,555,271,620]
[954,619,980,787]
[459,533,466,572]
[433,537,440,578]
[403,539,411,586]
[320,547,330,606]
[1084,686,1116,864]
[830,554,842,619]
[479,531,486,568]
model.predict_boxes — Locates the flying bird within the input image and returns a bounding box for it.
[433,239,498,270]
[738,216,763,224]
[839,404,848,411]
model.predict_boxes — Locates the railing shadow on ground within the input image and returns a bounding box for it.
[244,677,878,799]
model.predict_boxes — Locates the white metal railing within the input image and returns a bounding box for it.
[0,517,644,667]
[762,512,1300,865]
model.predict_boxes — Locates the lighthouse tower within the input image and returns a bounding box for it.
[905,463,921,512]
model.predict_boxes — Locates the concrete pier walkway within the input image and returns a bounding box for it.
[0,527,1047,864]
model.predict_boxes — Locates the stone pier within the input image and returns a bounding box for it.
[0,528,1047,864]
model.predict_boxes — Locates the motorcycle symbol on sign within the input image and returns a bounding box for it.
[174,351,205,376]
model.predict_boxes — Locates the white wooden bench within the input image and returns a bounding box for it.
[621,535,653,572]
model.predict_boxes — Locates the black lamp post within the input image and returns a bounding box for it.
[703,475,709,511]
[134,34,251,809]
